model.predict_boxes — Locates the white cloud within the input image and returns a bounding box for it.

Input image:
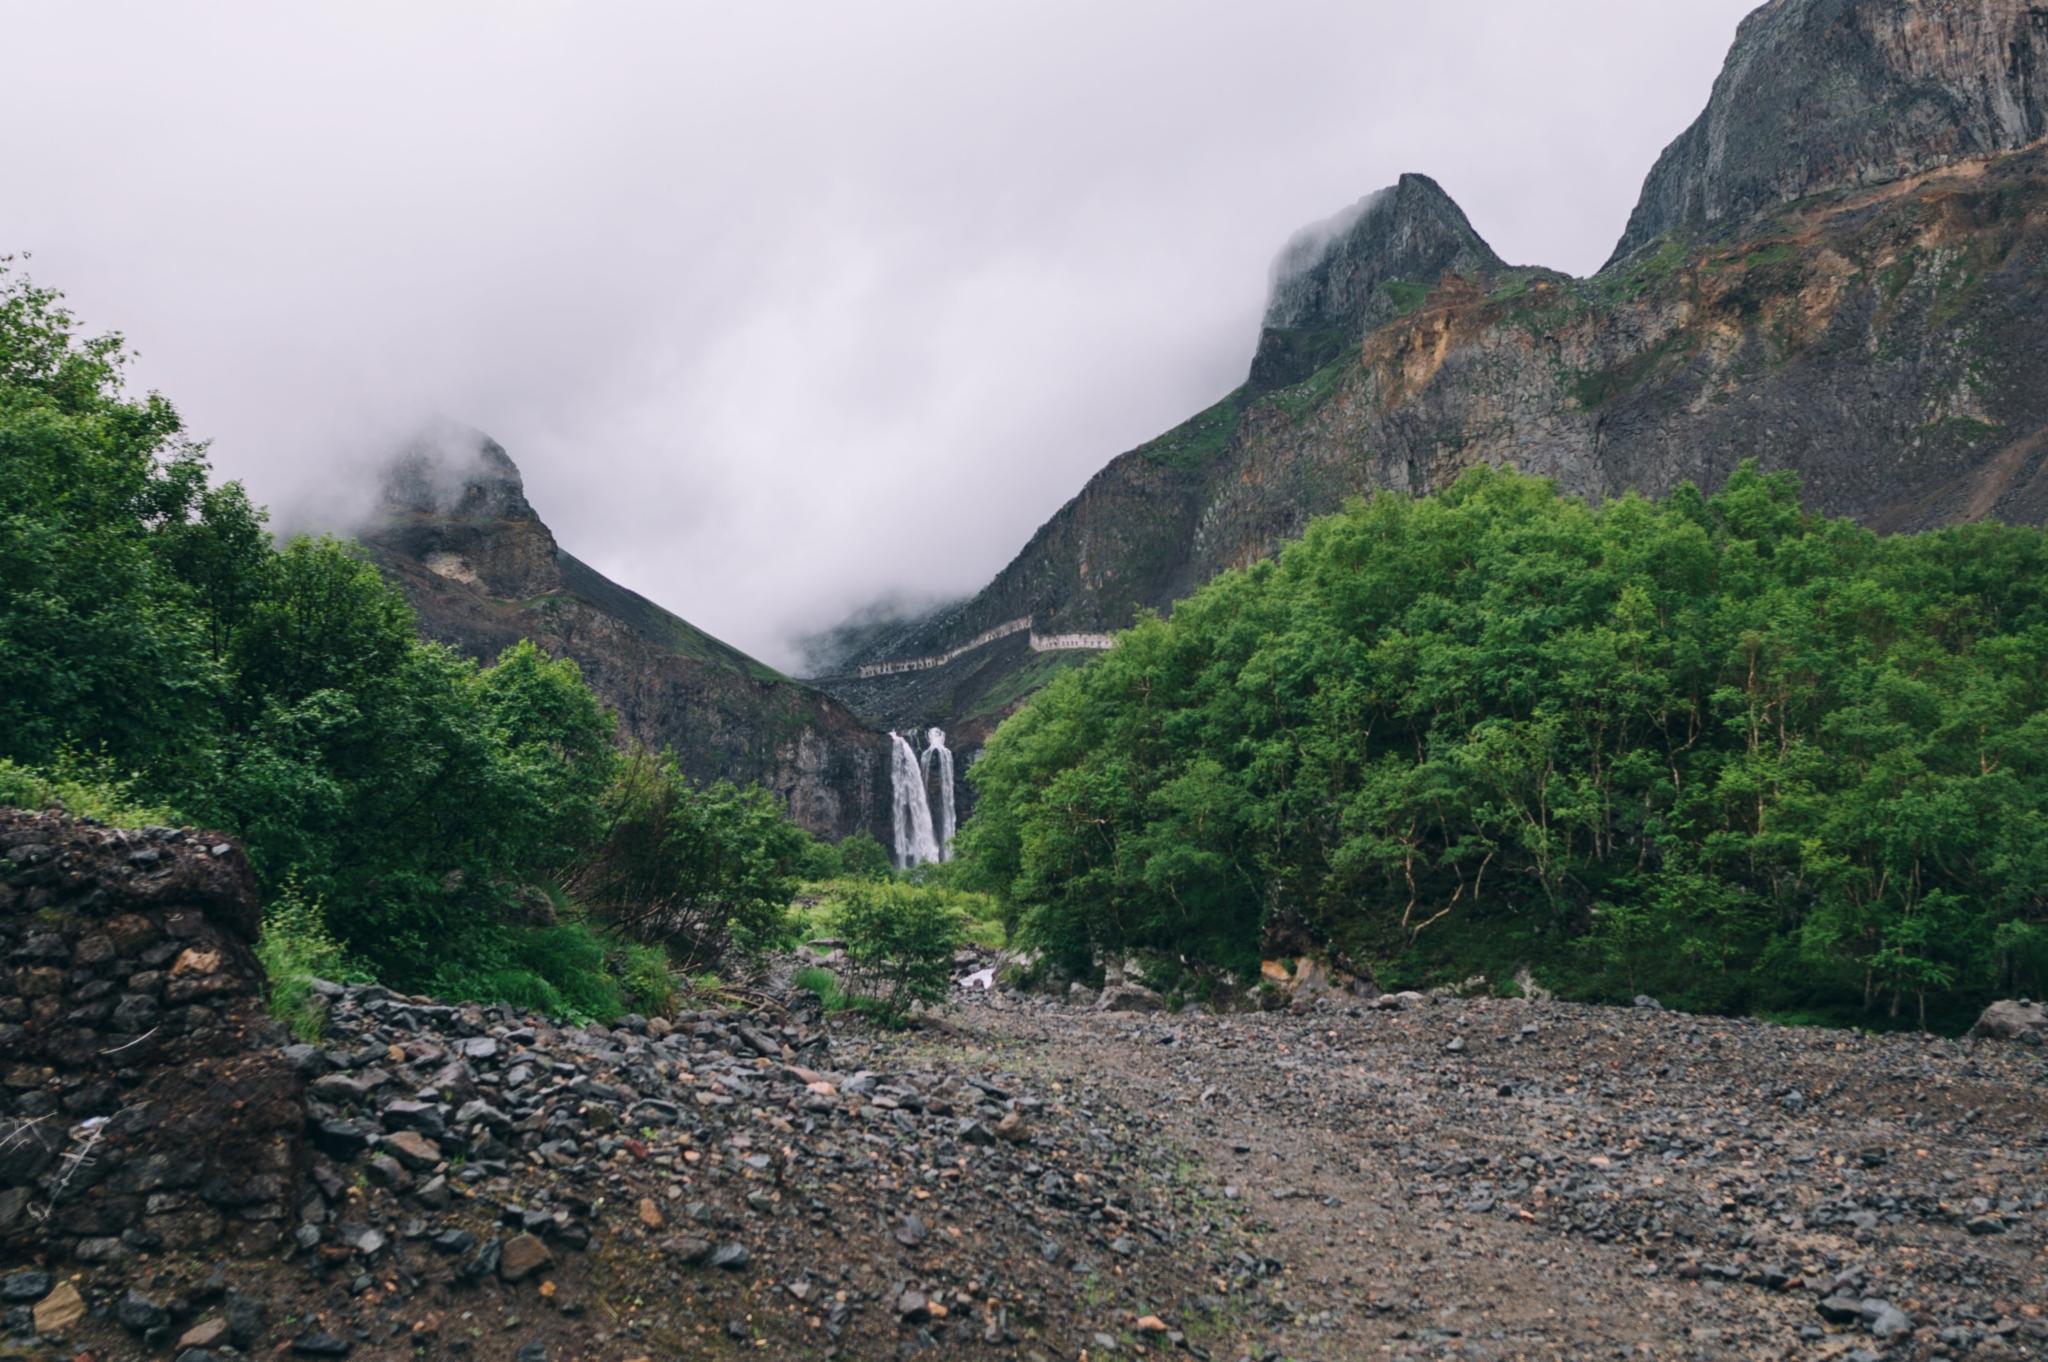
[5,0,1759,669]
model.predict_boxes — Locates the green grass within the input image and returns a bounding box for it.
[1742,241,1799,270]
[1136,387,1247,472]
[964,649,1097,721]
[0,755,177,828]
[430,918,684,1024]
[256,882,366,1042]
[792,965,846,1009]
[791,964,919,1026]
[1596,236,1689,304]
[1267,345,1359,421]
[1378,278,1431,315]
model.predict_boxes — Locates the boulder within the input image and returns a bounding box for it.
[1969,999,2046,1045]
[1095,983,1166,1014]
[498,1233,554,1283]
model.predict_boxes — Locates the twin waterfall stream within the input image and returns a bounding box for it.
[889,728,956,868]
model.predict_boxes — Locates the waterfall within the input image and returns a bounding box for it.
[889,731,940,868]
[923,727,956,860]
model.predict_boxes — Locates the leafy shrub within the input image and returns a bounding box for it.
[255,881,362,1042]
[794,831,893,882]
[795,837,843,881]
[567,749,805,967]
[0,755,176,828]
[835,882,966,1019]
[837,831,893,880]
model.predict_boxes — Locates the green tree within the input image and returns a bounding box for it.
[568,749,806,967]
[965,463,2048,1030]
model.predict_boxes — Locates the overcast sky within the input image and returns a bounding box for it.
[7,0,1759,671]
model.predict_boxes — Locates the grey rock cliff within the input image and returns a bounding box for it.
[1610,0,2048,265]
[1252,173,1510,388]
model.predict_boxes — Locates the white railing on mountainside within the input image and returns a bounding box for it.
[851,615,1114,679]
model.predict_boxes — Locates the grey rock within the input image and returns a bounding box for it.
[1095,983,1166,1014]
[0,1271,51,1304]
[1971,998,2047,1044]
[116,1292,168,1334]
[1609,0,2048,265]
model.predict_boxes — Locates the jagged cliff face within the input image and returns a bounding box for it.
[820,0,2048,735]
[1611,0,2048,264]
[1214,145,2048,546]
[1252,174,1514,387]
[362,433,887,842]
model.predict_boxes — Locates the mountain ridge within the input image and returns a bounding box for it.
[817,0,2048,739]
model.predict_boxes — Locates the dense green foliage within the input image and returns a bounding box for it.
[796,829,893,882]
[963,466,2048,1029]
[833,881,968,1018]
[565,748,807,967]
[0,260,809,1019]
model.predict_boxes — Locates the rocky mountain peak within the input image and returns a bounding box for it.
[379,422,539,522]
[1250,172,1506,388]
[371,424,562,600]
[1608,0,2048,266]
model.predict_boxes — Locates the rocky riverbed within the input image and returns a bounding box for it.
[6,964,2044,1362]
[956,985,2048,1361]
[5,973,1254,1362]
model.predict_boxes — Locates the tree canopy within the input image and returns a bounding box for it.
[0,259,813,1009]
[962,465,2048,1028]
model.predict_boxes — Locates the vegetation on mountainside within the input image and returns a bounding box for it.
[1137,388,1246,472]
[963,649,1095,721]
[0,258,817,1022]
[962,465,2048,1030]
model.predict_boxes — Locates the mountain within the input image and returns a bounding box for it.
[1609,0,2048,265]
[361,429,887,841]
[818,0,2048,740]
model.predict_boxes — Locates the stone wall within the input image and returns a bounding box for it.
[0,810,304,1263]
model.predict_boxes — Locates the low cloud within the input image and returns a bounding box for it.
[6,0,1758,670]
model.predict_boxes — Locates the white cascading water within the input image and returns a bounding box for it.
[923,727,956,860]
[889,731,941,868]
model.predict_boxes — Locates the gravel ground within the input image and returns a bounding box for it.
[11,977,2043,1362]
[952,988,2048,1362]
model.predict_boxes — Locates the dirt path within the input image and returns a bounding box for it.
[948,990,2048,1362]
